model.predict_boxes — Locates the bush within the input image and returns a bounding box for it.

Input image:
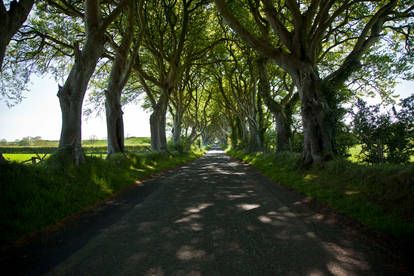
[335,124,359,157]
[352,96,414,164]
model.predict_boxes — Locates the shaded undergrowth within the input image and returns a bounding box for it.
[0,150,203,245]
[227,150,414,237]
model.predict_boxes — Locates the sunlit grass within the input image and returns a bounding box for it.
[4,153,107,162]
[3,154,50,162]
[347,144,414,163]
[347,144,362,162]
[0,149,204,245]
[227,149,414,237]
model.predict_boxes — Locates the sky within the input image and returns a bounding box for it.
[0,75,412,142]
[0,75,151,141]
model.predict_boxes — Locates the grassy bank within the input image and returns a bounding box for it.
[0,149,203,245]
[227,150,414,237]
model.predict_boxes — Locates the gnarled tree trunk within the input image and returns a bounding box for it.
[58,41,103,164]
[273,110,292,152]
[293,67,335,166]
[105,90,125,156]
[104,1,137,157]
[248,120,263,152]
[257,57,296,153]
[58,0,127,164]
[150,91,168,151]
[172,107,183,144]
[58,24,105,164]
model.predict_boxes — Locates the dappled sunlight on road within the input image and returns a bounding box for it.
[236,203,261,211]
[45,152,396,275]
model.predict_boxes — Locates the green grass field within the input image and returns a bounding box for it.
[3,154,50,163]
[0,137,151,163]
[0,144,150,156]
[3,153,109,162]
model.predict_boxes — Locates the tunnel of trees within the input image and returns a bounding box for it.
[0,0,413,166]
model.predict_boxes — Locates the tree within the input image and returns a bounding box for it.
[169,66,197,145]
[257,56,298,152]
[0,0,34,69]
[55,0,128,164]
[352,96,414,164]
[181,73,213,149]
[225,43,265,151]
[214,0,413,165]
[105,0,142,156]
[136,0,219,151]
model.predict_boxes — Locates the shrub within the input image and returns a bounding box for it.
[352,96,414,164]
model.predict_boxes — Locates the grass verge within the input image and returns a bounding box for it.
[227,149,414,237]
[0,149,204,245]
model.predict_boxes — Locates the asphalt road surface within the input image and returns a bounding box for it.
[6,149,410,275]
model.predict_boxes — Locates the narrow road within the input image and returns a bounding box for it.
[10,150,408,275]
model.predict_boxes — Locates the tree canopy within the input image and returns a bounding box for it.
[0,0,413,165]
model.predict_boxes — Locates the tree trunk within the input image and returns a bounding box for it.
[257,57,294,153]
[248,121,263,152]
[150,92,168,151]
[274,110,291,152]
[58,31,105,164]
[293,67,334,166]
[104,0,136,157]
[257,91,266,151]
[230,119,238,149]
[240,118,248,148]
[0,0,34,69]
[105,90,124,156]
[58,83,86,165]
[172,108,183,144]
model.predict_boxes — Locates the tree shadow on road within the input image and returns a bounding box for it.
[43,151,408,275]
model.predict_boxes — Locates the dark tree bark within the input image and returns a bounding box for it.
[239,116,248,148]
[58,0,127,164]
[172,107,183,144]
[105,89,125,155]
[273,110,292,152]
[0,0,34,69]
[149,91,169,151]
[58,36,103,165]
[291,66,334,164]
[257,57,297,152]
[257,91,266,150]
[230,118,239,149]
[105,1,139,157]
[248,120,263,152]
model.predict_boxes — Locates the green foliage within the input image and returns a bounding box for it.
[0,150,204,245]
[335,123,359,158]
[291,133,304,153]
[227,150,414,237]
[352,96,414,164]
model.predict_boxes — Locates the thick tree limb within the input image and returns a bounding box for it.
[0,0,34,69]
